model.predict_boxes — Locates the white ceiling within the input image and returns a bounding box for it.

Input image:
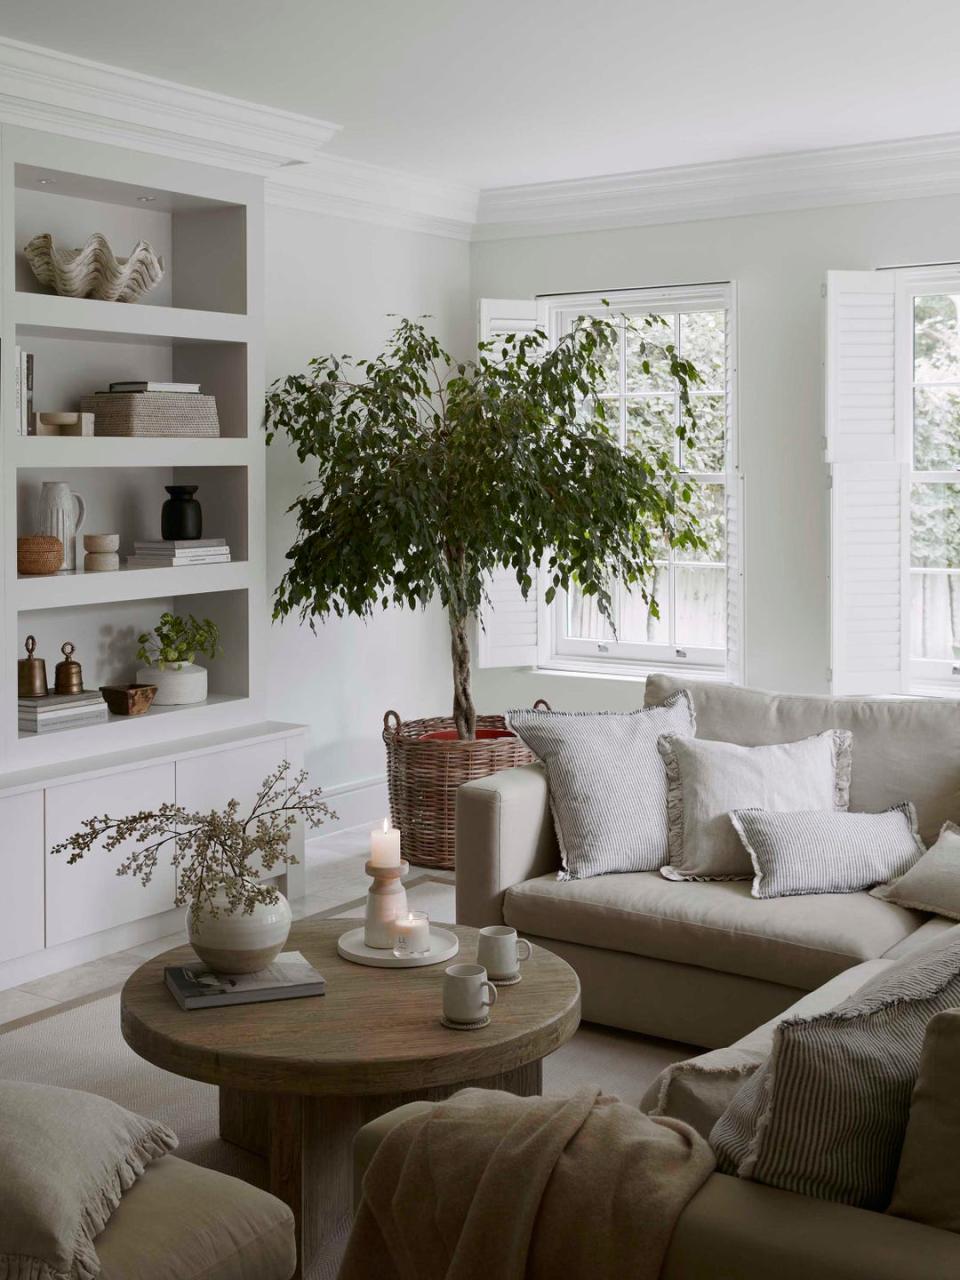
[2,0,960,191]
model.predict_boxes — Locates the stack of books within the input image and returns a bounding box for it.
[14,346,35,435]
[165,952,326,1010]
[126,538,231,569]
[19,690,108,735]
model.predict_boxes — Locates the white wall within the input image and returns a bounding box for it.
[264,205,471,819]
[470,193,960,712]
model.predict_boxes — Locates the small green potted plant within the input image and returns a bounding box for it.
[135,611,221,706]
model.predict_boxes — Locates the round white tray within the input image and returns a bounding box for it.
[337,926,460,969]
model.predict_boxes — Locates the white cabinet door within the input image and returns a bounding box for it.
[0,790,44,963]
[46,764,176,947]
[175,740,299,882]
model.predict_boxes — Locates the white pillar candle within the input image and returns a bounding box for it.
[394,911,431,955]
[370,818,402,868]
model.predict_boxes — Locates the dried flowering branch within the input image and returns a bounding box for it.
[49,761,335,925]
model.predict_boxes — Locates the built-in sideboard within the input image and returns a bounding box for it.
[0,721,306,990]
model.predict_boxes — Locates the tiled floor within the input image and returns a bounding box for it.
[0,828,452,1029]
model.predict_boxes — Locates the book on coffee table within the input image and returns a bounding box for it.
[165,950,326,1010]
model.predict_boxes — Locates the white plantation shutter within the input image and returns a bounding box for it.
[476,298,546,668]
[826,271,907,694]
[825,271,898,463]
[725,473,745,683]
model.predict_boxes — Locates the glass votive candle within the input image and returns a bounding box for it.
[393,910,431,959]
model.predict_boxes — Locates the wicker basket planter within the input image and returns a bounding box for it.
[383,710,535,870]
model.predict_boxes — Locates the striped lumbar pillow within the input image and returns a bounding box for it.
[730,803,925,899]
[710,929,960,1209]
[508,691,695,879]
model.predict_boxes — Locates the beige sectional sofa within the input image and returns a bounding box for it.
[353,680,960,1274]
[455,676,960,1047]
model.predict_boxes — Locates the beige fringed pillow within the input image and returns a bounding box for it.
[872,821,960,920]
[0,1079,177,1279]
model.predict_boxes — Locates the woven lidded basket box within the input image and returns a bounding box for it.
[80,392,220,438]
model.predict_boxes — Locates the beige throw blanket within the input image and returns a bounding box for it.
[339,1088,715,1280]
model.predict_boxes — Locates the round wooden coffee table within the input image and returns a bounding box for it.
[121,918,580,1279]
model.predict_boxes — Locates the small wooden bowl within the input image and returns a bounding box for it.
[18,535,63,575]
[99,684,157,716]
[84,533,120,553]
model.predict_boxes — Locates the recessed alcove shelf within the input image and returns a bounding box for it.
[0,123,266,771]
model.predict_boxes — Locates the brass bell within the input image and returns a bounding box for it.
[18,635,48,698]
[54,642,84,695]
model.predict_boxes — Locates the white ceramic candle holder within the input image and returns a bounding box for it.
[363,858,409,949]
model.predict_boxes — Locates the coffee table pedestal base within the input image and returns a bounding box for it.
[219,1059,543,1279]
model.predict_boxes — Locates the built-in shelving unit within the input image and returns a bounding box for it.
[0,123,267,771]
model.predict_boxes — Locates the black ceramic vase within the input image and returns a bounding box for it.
[161,485,202,540]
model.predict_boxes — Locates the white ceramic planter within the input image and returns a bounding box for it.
[187,890,292,974]
[137,662,207,705]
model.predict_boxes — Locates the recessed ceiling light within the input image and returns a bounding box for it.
[137,195,157,203]
[36,178,55,186]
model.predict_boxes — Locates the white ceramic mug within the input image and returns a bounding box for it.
[443,963,498,1024]
[477,925,533,980]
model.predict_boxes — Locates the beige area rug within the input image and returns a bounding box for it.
[0,876,691,1278]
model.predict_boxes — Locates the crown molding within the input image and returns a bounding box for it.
[0,36,339,173]
[266,154,478,240]
[475,133,960,239]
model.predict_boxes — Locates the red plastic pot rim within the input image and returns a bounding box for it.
[418,727,517,743]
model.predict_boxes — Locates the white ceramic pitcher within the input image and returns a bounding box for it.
[38,481,86,572]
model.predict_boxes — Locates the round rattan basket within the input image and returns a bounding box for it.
[383,710,537,870]
[17,535,63,576]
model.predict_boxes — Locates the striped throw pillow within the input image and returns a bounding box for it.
[710,930,960,1209]
[730,803,925,899]
[508,691,695,879]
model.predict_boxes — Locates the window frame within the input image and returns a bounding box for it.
[535,283,741,682]
[898,268,960,693]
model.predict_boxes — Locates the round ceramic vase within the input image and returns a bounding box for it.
[137,662,207,705]
[187,891,292,974]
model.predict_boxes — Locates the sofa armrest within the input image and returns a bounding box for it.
[663,1172,960,1280]
[455,763,560,927]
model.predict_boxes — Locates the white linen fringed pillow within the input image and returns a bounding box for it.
[709,929,960,1210]
[0,1079,177,1280]
[508,691,695,879]
[730,803,925,899]
[656,730,853,881]
[871,820,960,920]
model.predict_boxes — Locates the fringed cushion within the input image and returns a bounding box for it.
[710,929,960,1209]
[656,730,852,881]
[0,1079,177,1279]
[508,691,695,879]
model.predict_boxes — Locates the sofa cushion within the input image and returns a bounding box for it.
[889,1008,960,1233]
[508,691,695,878]
[641,957,894,1137]
[732,803,925,899]
[657,731,852,880]
[0,1079,177,1280]
[97,1155,296,1280]
[710,929,960,1210]
[645,674,960,846]
[872,820,960,920]
[503,871,922,990]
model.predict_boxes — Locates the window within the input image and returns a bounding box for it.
[541,285,740,679]
[909,284,960,684]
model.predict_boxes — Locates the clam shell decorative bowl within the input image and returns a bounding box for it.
[23,232,165,303]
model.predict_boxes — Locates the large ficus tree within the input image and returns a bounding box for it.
[266,314,705,739]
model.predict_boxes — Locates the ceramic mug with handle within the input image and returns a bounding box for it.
[443,963,498,1024]
[477,925,533,981]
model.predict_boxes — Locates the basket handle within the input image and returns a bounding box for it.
[533,699,552,711]
[383,709,402,735]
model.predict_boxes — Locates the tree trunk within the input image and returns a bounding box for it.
[449,610,477,740]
